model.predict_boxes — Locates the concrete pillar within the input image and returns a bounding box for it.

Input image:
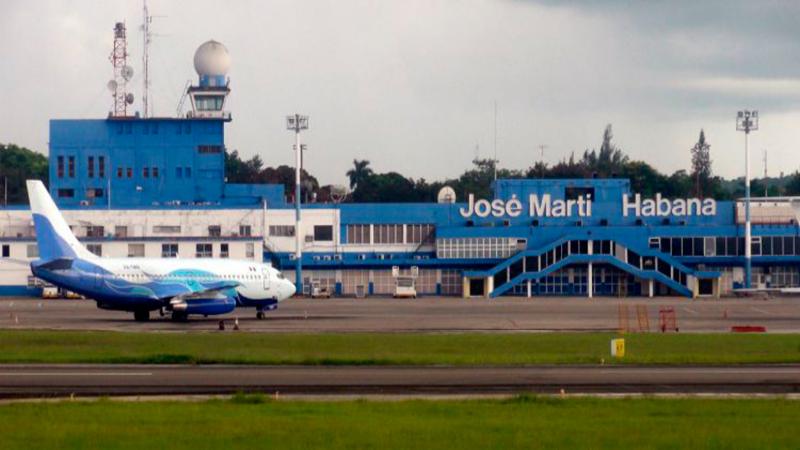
[462,276,470,298]
[587,240,593,299]
[527,279,532,298]
[648,279,654,298]
[486,276,494,298]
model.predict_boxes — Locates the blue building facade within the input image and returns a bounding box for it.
[48,118,282,208]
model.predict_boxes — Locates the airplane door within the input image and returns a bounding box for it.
[262,267,270,290]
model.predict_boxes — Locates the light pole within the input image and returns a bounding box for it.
[736,110,758,288]
[287,114,308,295]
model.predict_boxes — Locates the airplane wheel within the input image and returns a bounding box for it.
[256,311,265,320]
[133,310,150,322]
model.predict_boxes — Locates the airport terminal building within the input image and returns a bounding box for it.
[2,41,800,299]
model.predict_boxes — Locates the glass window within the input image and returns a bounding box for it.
[57,156,64,178]
[85,226,104,238]
[269,225,295,237]
[715,237,725,256]
[127,244,145,258]
[220,243,229,258]
[185,167,192,177]
[161,243,178,258]
[246,243,255,259]
[176,167,183,178]
[208,225,221,237]
[1,245,9,258]
[114,226,128,238]
[726,237,737,256]
[68,156,75,178]
[314,225,333,241]
[86,244,102,256]
[762,236,773,255]
[195,243,213,258]
[98,156,105,178]
[239,225,252,237]
[26,244,38,258]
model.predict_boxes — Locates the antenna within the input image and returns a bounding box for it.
[493,101,498,181]
[108,22,132,117]
[175,79,192,117]
[142,0,153,117]
[763,148,768,197]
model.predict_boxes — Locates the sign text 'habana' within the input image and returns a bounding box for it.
[459,193,716,218]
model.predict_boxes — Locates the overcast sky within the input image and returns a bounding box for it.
[2,0,799,186]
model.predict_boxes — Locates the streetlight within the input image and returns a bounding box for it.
[736,110,758,289]
[287,114,308,295]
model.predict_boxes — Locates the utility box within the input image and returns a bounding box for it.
[611,338,625,358]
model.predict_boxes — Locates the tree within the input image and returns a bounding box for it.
[0,143,48,205]
[346,159,373,190]
[351,172,420,202]
[690,129,712,197]
[225,150,263,183]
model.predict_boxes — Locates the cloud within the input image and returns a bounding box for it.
[1,0,799,185]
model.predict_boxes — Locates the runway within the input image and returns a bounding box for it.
[1,364,799,397]
[2,296,799,333]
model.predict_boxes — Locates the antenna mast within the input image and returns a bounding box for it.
[108,22,133,117]
[142,0,153,117]
[763,148,768,197]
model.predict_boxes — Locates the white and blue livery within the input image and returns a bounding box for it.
[26,180,295,321]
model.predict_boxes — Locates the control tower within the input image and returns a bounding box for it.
[187,40,231,120]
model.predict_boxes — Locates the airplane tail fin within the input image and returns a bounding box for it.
[26,180,96,261]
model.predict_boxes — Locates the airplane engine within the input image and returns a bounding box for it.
[170,296,236,316]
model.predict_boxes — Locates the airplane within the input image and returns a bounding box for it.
[25,180,296,322]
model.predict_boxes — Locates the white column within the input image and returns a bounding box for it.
[648,279,654,298]
[527,279,532,298]
[587,240,593,299]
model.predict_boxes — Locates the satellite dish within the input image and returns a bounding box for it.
[330,185,348,203]
[437,186,456,204]
[121,65,134,81]
[106,80,118,92]
[125,93,135,104]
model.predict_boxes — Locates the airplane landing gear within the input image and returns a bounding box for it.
[133,310,150,322]
[256,311,265,320]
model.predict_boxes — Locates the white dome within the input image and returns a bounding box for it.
[193,40,231,76]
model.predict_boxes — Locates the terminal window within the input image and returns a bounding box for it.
[195,243,213,258]
[239,225,252,237]
[208,225,222,237]
[220,243,229,258]
[1,245,8,258]
[198,145,223,154]
[99,157,105,178]
[269,225,295,237]
[314,225,334,242]
[127,244,145,258]
[68,156,75,178]
[161,243,179,258]
[346,224,370,244]
[57,156,64,178]
[153,225,181,234]
[85,226,104,238]
[87,156,94,178]
[57,189,74,198]
[86,244,102,257]
[374,224,403,244]
[246,243,255,258]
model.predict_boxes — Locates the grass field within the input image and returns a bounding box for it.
[0,396,799,449]
[1,330,799,365]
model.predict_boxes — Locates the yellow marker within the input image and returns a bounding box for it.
[611,338,625,358]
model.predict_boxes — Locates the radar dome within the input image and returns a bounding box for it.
[193,40,231,76]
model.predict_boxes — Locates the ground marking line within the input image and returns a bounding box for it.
[0,373,153,377]
[682,307,699,315]
[750,307,772,315]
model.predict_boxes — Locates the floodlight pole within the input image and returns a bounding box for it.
[287,114,308,295]
[737,110,758,289]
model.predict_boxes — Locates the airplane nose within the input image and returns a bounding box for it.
[283,280,296,298]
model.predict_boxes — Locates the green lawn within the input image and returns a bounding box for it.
[0,330,799,365]
[0,396,799,449]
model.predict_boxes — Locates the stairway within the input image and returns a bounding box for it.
[463,237,717,298]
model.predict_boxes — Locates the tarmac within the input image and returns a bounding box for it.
[0,295,798,333]
[0,364,798,397]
